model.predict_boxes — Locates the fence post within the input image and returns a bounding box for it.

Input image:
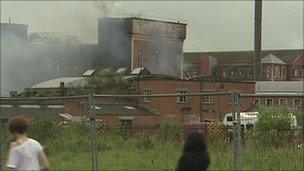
[230,91,237,171]
[0,118,3,171]
[89,92,98,171]
[236,93,242,171]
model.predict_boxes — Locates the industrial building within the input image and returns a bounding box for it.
[184,49,304,81]
[98,17,187,78]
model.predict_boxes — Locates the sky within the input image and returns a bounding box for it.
[1,1,303,52]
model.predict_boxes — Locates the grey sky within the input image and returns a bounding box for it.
[1,1,303,52]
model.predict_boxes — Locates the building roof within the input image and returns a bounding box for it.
[125,74,180,81]
[184,49,303,65]
[30,77,86,89]
[94,104,158,116]
[131,67,151,75]
[188,75,230,82]
[0,104,64,119]
[255,81,304,95]
[82,70,95,77]
[261,53,286,64]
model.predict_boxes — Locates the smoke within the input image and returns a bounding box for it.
[94,1,124,17]
[0,1,129,96]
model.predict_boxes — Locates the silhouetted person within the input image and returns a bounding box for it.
[177,132,210,171]
[6,116,49,171]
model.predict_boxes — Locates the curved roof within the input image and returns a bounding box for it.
[30,77,86,89]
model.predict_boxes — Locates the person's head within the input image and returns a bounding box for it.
[9,116,29,135]
[183,132,207,153]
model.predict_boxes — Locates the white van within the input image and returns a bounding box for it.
[222,112,297,130]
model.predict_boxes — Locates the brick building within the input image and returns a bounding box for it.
[255,81,304,112]
[130,75,255,122]
[184,49,304,81]
[98,17,187,78]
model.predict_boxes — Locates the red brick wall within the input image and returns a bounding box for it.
[200,82,255,120]
[64,99,86,116]
[136,79,255,122]
[137,80,201,122]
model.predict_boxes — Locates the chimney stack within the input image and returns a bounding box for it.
[59,82,66,96]
[9,17,11,23]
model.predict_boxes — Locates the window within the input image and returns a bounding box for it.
[229,93,239,104]
[227,116,233,122]
[279,98,288,106]
[282,67,286,78]
[293,99,301,106]
[138,48,143,67]
[294,68,298,77]
[143,90,151,102]
[265,98,273,106]
[177,90,187,103]
[275,66,280,78]
[272,66,275,77]
[202,91,214,103]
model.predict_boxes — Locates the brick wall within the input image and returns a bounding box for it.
[136,79,255,122]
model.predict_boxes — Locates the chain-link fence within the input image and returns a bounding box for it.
[0,92,303,170]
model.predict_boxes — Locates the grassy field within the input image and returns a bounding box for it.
[45,137,303,170]
[1,120,303,170]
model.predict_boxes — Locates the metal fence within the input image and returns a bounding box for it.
[0,92,303,170]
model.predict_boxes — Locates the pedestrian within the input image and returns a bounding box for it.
[177,132,210,171]
[6,116,49,171]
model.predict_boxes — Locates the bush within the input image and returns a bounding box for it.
[28,115,59,143]
[156,121,184,142]
[248,107,294,146]
[135,129,154,149]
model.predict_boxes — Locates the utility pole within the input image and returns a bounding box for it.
[254,0,262,81]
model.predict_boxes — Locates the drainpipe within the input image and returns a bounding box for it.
[200,81,203,122]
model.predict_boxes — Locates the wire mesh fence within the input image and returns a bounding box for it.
[0,92,303,170]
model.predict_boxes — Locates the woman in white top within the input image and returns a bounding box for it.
[6,116,49,171]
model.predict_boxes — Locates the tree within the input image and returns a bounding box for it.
[86,68,130,94]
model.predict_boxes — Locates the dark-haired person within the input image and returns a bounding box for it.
[177,132,210,171]
[6,116,49,171]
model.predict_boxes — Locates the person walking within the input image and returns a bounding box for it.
[6,116,49,171]
[177,132,210,171]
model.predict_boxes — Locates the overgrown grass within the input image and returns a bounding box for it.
[1,117,303,170]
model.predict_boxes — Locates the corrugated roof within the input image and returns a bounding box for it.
[255,81,304,95]
[261,54,286,64]
[95,104,158,116]
[0,104,64,119]
[30,77,86,89]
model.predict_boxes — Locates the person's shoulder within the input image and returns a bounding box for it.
[10,142,19,149]
[28,138,41,145]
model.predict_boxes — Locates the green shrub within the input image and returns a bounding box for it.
[28,115,59,143]
[248,107,294,146]
[135,129,154,149]
[156,121,184,142]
